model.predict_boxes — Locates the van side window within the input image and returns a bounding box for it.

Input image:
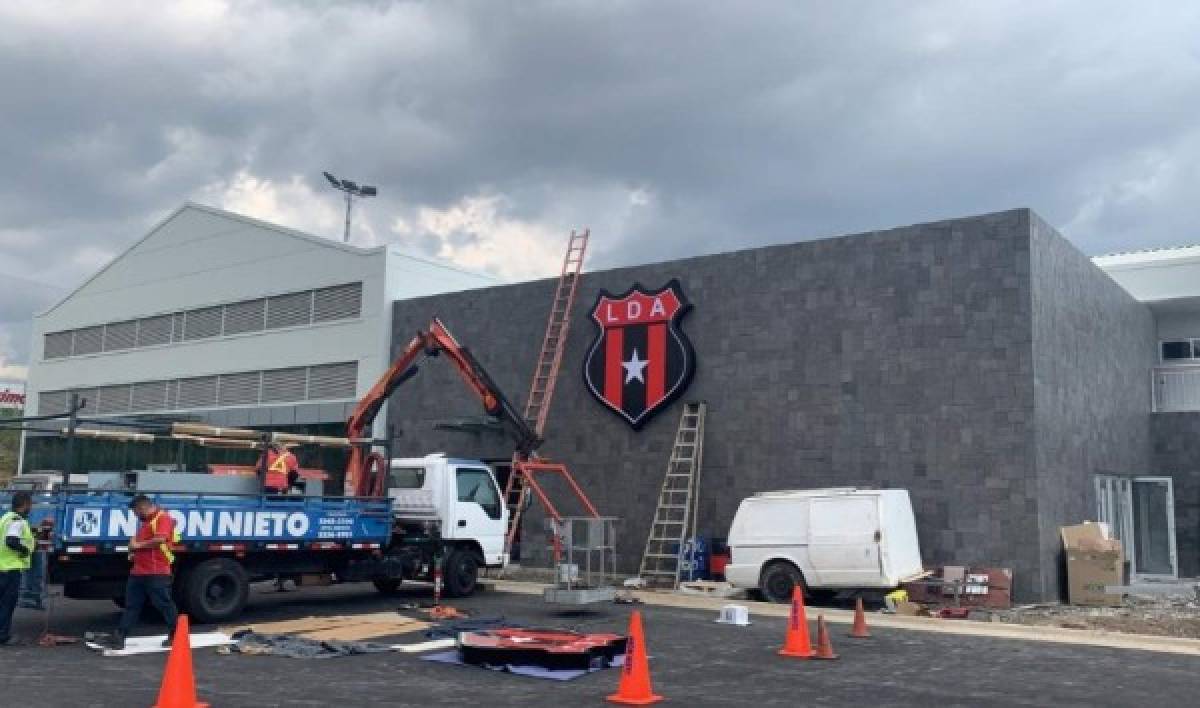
[456,468,501,520]
[389,467,426,489]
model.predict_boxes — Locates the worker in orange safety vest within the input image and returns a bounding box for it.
[263,441,301,492]
[112,495,182,650]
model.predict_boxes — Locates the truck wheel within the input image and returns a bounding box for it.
[759,561,804,604]
[185,558,249,623]
[443,549,480,598]
[372,578,402,595]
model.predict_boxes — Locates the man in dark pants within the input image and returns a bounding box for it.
[113,495,181,650]
[0,492,34,647]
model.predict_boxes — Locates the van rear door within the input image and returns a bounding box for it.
[807,495,883,586]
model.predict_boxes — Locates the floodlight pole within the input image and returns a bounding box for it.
[322,171,377,245]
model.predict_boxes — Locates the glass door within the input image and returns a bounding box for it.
[1094,475,1177,579]
[1094,475,1134,564]
[1130,477,1177,578]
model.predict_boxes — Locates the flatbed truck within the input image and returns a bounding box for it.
[2,453,508,623]
[2,317,542,623]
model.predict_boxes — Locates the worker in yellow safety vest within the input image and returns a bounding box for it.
[0,492,34,646]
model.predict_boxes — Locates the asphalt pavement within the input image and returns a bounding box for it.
[3,581,1198,707]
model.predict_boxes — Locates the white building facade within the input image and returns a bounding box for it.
[1094,246,1200,413]
[21,203,494,472]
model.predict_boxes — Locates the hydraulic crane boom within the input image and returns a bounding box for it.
[343,317,541,497]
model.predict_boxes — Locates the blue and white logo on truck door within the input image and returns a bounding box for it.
[70,509,102,538]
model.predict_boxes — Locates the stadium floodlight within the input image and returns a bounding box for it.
[322,171,379,243]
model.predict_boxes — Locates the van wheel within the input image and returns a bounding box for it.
[443,549,480,598]
[759,561,804,604]
[184,558,249,623]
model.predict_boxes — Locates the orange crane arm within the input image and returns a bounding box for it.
[343,317,541,496]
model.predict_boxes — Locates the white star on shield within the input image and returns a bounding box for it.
[622,348,648,384]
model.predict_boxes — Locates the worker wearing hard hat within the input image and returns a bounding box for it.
[113,495,182,650]
[0,492,34,647]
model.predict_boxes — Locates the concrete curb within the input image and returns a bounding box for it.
[487,579,1200,657]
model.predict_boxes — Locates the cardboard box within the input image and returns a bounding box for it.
[1060,522,1124,607]
[894,600,930,617]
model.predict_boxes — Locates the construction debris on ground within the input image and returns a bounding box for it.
[990,590,1200,639]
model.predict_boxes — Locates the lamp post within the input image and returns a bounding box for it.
[322,171,378,243]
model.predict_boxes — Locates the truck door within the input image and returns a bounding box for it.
[806,496,883,586]
[447,466,507,565]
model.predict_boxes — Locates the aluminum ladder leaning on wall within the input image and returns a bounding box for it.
[638,401,707,589]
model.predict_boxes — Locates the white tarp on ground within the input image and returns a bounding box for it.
[85,632,234,657]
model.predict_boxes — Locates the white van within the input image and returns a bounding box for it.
[724,488,924,603]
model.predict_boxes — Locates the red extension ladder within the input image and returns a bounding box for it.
[503,230,591,558]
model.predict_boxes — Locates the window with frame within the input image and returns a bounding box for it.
[456,468,501,519]
[388,467,426,489]
[1161,340,1198,361]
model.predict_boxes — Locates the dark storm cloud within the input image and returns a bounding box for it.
[2,1,1200,372]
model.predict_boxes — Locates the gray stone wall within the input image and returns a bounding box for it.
[1028,214,1156,598]
[1151,413,1200,578]
[390,208,1064,597]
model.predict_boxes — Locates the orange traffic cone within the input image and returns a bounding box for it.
[813,615,839,660]
[607,610,663,705]
[777,586,815,658]
[153,615,209,708]
[849,597,871,638]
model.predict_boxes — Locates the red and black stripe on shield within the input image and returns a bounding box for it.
[583,280,695,429]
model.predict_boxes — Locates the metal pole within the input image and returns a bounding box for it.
[64,393,79,476]
[258,432,270,492]
[343,190,353,243]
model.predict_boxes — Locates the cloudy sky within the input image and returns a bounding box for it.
[2,1,1199,380]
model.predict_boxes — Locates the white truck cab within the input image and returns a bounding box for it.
[387,454,509,567]
[724,488,924,603]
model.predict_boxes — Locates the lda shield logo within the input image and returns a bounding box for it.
[583,279,695,429]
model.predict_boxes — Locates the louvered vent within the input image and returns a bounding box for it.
[183,306,222,340]
[176,376,218,409]
[103,321,138,352]
[137,314,173,347]
[131,381,170,412]
[43,332,73,359]
[313,283,362,322]
[223,299,266,335]
[38,391,68,415]
[218,371,261,406]
[266,292,312,329]
[172,313,184,342]
[261,367,308,403]
[96,385,132,414]
[72,326,104,355]
[308,362,358,400]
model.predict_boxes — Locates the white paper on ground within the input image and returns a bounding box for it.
[389,638,457,653]
[85,632,234,657]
